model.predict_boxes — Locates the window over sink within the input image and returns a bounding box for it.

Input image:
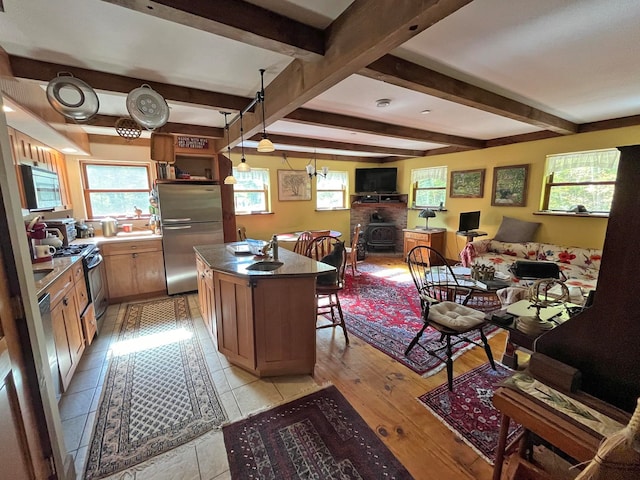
[81,162,152,218]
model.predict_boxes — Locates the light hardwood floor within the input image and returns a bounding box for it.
[62,254,509,479]
[313,254,509,480]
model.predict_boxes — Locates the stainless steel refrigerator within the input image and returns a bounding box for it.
[157,182,224,294]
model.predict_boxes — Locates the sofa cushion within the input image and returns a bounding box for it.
[537,243,601,270]
[488,240,538,259]
[494,216,541,243]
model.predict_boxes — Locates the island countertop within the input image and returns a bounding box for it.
[193,243,334,277]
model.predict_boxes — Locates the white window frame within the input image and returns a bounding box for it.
[542,148,619,213]
[232,167,271,214]
[411,166,447,209]
[316,171,348,210]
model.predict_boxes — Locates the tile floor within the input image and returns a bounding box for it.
[59,294,320,480]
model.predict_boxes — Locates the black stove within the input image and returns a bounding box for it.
[53,243,96,258]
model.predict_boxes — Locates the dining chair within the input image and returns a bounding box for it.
[310,230,331,239]
[293,231,313,255]
[345,223,361,276]
[405,245,495,390]
[305,236,349,344]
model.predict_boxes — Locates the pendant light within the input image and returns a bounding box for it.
[306,150,328,178]
[237,111,251,172]
[256,69,275,153]
[222,112,237,185]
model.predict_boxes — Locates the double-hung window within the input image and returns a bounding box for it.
[411,166,447,208]
[232,167,270,213]
[316,171,348,209]
[81,162,152,218]
[542,148,619,213]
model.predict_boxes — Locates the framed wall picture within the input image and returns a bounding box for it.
[491,164,529,206]
[450,169,485,198]
[278,170,311,201]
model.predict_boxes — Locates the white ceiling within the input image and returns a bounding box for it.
[1,0,639,160]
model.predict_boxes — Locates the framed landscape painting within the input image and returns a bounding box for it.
[450,169,485,198]
[491,164,529,206]
[277,170,311,201]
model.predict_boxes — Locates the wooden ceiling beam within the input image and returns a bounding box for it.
[83,114,223,138]
[248,133,425,157]
[102,0,324,60]
[8,56,249,112]
[361,55,578,135]
[285,108,485,149]
[222,0,475,149]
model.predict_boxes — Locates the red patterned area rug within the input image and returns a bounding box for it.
[223,385,412,479]
[338,263,500,377]
[417,362,522,464]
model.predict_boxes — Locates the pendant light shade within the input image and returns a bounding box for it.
[256,69,275,153]
[237,159,251,172]
[222,111,237,184]
[257,137,275,153]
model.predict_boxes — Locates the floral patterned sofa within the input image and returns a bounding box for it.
[460,239,602,294]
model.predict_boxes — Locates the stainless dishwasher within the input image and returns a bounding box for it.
[38,292,61,401]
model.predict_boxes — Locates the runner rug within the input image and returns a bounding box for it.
[417,362,522,464]
[84,296,227,479]
[223,385,412,479]
[338,263,499,377]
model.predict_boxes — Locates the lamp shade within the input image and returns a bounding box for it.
[257,137,275,152]
[418,209,436,229]
[223,175,237,184]
[237,159,251,172]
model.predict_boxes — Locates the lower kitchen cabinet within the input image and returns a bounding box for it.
[102,239,166,302]
[402,228,446,264]
[196,255,215,336]
[49,265,85,392]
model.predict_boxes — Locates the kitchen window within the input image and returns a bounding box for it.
[542,148,619,213]
[232,168,271,213]
[411,166,447,208]
[81,162,152,218]
[316,171,347,209]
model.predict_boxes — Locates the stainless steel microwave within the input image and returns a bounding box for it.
[20,164,62,210]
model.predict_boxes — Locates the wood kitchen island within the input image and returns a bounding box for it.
[194,244,334,377]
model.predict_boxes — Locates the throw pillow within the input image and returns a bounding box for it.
[494,216,541,243]
[317,241,345,285]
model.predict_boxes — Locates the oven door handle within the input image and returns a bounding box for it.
[86,253,103,270]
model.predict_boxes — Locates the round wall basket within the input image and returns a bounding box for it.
[115,117,142,140]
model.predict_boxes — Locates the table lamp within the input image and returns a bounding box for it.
[419,209,436,229]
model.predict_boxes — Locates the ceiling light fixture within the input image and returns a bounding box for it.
[222,112,237,185]
[306,151,328,179]
[256,69,275,153]
[420,109,431,115]
[376,98,391,108]
[2,105,14,113]
[237,111,250,172]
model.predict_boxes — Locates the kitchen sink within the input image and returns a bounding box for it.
[246,261,284,272]
[33,269,54,282]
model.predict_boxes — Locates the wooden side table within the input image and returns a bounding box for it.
[492,387,604,480]
[402,228,446,264]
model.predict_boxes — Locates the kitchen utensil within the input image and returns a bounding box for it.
[42,229,64,248]
[115,117,142,139]
[101,217,118,237]
[46,72,99,122]
[126,84,169,130]
[35,245,56,258]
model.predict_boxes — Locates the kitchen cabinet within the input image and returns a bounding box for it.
[196,255,215,337]
[195,246,327,377]
[80,303,97,347]
[102,239,166,302]
[402,228,446,264]
[48,265,85,392]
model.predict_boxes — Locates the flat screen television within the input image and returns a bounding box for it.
[458,211,480,233]
[355,167,397,193]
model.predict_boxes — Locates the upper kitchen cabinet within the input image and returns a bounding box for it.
[151,132,219,181]
[8,127,73,211]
